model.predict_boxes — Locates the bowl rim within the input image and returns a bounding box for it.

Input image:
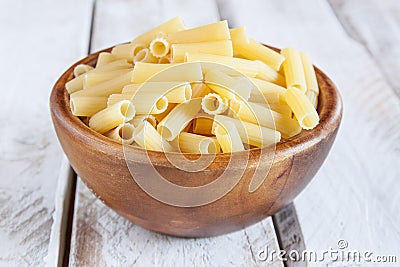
[50,44,343,167]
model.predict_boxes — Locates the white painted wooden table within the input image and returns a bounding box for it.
[1,0,399,266]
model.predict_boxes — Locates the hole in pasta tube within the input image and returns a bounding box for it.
[199,139,217,154]
[154,96,168,113]
[150,39,169,58]
[204,96,220,112]
[134,49,148,63]
[133,44,146,56]
[300,113,319,130]
[144,115,157,128]
[119,100,136,121]
[158,125,172,140]
[118,123,135,142]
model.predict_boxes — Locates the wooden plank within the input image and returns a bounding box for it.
[68,0,282,266]
[0,1,93,266]
[328,0,400,96]
[218,0,400,262]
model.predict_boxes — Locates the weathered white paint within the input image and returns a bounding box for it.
[218,0,400,265]
[329,0,400,96]
[0,0,93,266]
[68,0,282,266]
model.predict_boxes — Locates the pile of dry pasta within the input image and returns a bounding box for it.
[66,17,320,154]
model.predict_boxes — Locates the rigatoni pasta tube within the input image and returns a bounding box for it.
[235,101,301,138]
[167,21,230,43]
[89,100,135,134]
[204,70,252,101]
[213,115,281,147]
[129,115,157,128]
[105,123,135,144]
[122,82,192,103]
[191,82,211,98]
[248,77,286,104]
[132,62,203,83]
[157,98,202,141]
[176,132,219,154]
[134,121,174,152]
[111,43,146,62]
[134,48,158,63]
[306,90,318,109]
[72,71,133,97]
[192,115,214,135]
[131,16,185,46]
[284,87,319,130]
[172,40,233,62]
[149,36,170,58]
[96,52,119,67]
[300,51,319,94]
[215,121,244,153]
[73,64,93,77]
[230,27,249,51]
[256,61,285,86]
[69,96,107,117]
[234,38,285,71]
[281,48,307,93]
[185,53,259,77]
[201,93,228,115]
[84,69,131,89]
[66,60,132,93]
[114,91,168,115]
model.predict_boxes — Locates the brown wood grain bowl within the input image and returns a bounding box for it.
[50,45,342,237]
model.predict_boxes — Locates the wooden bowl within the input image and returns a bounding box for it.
[50,46,342,237]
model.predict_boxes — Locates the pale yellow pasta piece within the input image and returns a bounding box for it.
[300,51,319,94]
[234,101,301,138]
[134,121,174,152]
[73,64,94,77]
[134,48,158,63]
[185,52,259,77]
[234,38,284,71]
[66,60,132,94]
[132,62,203,83]
[96,52,119,67]
[175,132,219,154]
[192,115,214,136]
[255,60,286,86]
[306,90,318,109]
[149,36,170,58]
[230,27,249,54]
[131,16,186,46]
[263,103,293,117]
[167,21,230,43]
[154,104,177,123]
[204,70,252,101]
[213,115,281,147]
[69,96,107,117]
[191,82,211,98]
[157,98,202,141]
[248,77,286,104]
[105,123,135,144]
[83,69,131,89]
[122,82,192,103]
[71,71,133,97]
[201,93,228,115]
[284,87,319,130]
[281,48,307,93]
[214,121,244,153]
[108,92,168,115]
[89,100,135,134]
[111,43,146,62]
[171,40,233,62]
[129,115,157,128]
